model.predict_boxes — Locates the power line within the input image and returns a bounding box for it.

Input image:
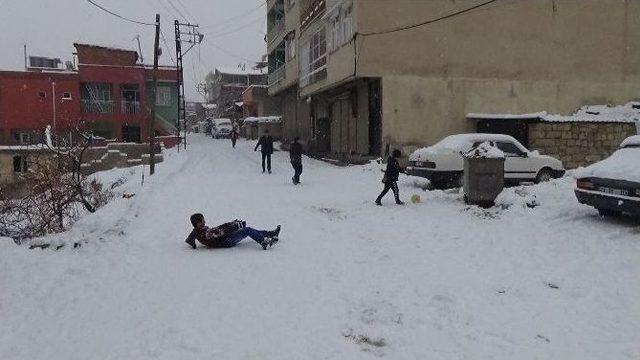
[165,0,189,22]
[206,15,265,38]
[200,1,267,30]
[160,28,176,64]
[85,0,156,26]
[174,0,197,22]
[361,0,499,36]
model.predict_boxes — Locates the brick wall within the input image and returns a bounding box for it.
[529,122,636,169]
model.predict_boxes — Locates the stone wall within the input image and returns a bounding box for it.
[528,122,636,169]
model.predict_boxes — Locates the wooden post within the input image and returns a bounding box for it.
[150,13,160,175]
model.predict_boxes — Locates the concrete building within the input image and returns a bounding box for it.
[267,0,640,165]
[206,67,268,120]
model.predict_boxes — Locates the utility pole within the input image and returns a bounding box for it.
[150,13,160,175]
[175,20,204,150]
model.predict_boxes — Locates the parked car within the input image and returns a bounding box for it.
[574,135,640,217]
[211,119,233,139]
[406,133,565,188]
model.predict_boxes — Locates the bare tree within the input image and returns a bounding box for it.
[0,127,113,243]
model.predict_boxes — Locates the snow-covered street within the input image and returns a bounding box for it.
[1,134,639,360]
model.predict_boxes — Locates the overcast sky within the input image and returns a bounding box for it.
[0,0,267,101]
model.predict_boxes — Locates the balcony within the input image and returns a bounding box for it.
[121,100,141,115]
[268,65,286,86]
[81,99,114,114]
[267,20,285,45]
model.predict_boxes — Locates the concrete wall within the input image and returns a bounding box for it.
[362,0,640,150]
[529,122,636,169]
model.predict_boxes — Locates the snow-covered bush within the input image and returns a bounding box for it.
[0,129,113,243]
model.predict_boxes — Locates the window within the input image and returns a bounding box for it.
[156,87,172,106]
[328,3,352,52]
[38,91,46,99]
[300,27,327,86]
[12,132,35,145]
[13,155,28,173]
[342,5,353,43]
[285,33,296,61]
[496,142,524,156]
[62,92,72,100]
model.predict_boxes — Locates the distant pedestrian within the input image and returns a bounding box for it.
[254,129,274,173]
[375,149,404,206]
[231,128,238,148]
[290,137,303,184]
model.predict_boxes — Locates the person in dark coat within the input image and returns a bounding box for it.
[290,137,303,184]
[230,128,238,148]
[375,149,404,205]
[185,213,281,250]
[254,129,274,173]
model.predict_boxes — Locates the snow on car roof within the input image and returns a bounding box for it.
[620,135,640,148]
[243,116,281,124]
[410,134,518,160]
[574,147,640,183]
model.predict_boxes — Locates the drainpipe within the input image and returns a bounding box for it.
[51,82,57,133]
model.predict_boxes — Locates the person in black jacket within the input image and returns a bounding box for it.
[230,128,238,148]
[290,137,303,184]
[375,149,404,205]
[185,213,281,250]
[254,129,274,173]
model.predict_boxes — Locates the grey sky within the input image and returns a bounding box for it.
[0,0,267,101]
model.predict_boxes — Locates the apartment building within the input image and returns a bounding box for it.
[206,67,267,120]
[267,0,640,160]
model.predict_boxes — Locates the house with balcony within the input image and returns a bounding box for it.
[75,43,178,142]
[269,0,640,165]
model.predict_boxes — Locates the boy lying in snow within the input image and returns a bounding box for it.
[185,213,280,250]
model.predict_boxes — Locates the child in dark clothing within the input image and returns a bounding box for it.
[185,213,281,250]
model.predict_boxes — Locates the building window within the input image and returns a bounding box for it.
[80,83,114,114]
[38,91,46,99]
[13,155,28,173]
[156,87,172,106]
[12,132,35,145]
[328,3,353,52]
[62,92,72,100]
[285,33,296,61]
[300,26,327,87]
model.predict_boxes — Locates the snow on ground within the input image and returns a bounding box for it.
[1,134,639,360]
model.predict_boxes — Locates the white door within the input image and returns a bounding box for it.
[495,141,535,181]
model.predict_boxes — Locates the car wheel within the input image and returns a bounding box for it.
[598,208,621,217]
[535,168,553,183]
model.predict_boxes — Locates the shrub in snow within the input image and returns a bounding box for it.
[0,128,113,243]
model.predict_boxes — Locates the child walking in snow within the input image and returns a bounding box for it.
[185,213,281,250]
[375,149,405,206]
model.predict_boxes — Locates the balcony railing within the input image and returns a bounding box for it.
[268,65,286,86]
[121,100,141,115]
[300,55,327,88]
[81,99,114,114]
[267,20,285,45]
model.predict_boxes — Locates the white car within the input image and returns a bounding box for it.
[574,135,640,217]
[211,118,233,139]
[406,133,565,188]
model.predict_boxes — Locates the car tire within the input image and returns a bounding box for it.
[535,168,553,183]
[597,208,621,217]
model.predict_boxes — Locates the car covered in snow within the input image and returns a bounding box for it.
[406,133,565,188]
[211,118,234,139]
[574,135,640,217]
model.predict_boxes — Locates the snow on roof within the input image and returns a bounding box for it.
[467,102,640,124]
[0,144,48,151]
[202,103,217,109]
[216,66,265,76]
[620,135,640,148]
[243,116,282,124]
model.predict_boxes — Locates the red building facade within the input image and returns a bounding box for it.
[0,43,178,145]
[0,71,80,144]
